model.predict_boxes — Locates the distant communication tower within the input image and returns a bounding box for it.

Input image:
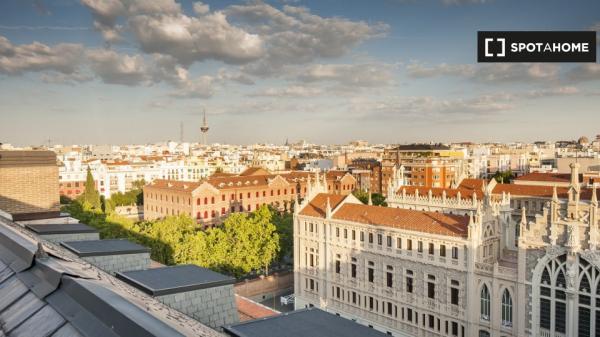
[200,109,209,145]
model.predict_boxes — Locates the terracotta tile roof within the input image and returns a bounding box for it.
[147,180,201,191]
[398,186,483,200]
[240,167,271,176]
[515,172,581,183]
[332,203,469,237]
[235,295,278,322]
[299,193,347,218]
[493,184,599,201]
[458,178,486,191]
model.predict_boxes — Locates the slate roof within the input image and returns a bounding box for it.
[224,308,389,337]
[116,264,235,296]
[0,215,221,337]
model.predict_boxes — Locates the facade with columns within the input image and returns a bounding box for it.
[293,162,600,337]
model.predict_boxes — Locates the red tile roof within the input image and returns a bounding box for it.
[458,179,486,191]
[240,167,271,176]
[299,193,347,218]
[515,172,581,183]
[491,184,598,201]
[235,295,278,322]
[332,203,469,237]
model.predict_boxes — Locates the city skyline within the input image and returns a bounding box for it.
[1,0,599,146]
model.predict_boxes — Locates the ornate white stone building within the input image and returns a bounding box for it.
[293,163,600,337]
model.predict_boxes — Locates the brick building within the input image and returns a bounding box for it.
[143,168,356,226]
[0,150,60,220]
[348,159,383,194]
[382,144,465,190]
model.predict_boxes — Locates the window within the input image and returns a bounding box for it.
[429,243,434,255]
[440,245,446,257]
[428,275,435,299]
[351,258,357,278]
[368,262,375,283]
[352,230,356,240]
[480,285,490,321]
[335,255,341,274]
[378,234,383,245]
[336,227,340,237]
[386,266,393,287]
[418,241,423,253]
[452,322,458,336]
[387,236,392,247]
[344,229,348,239]
[407,239,413,251]
[450,280,460,305]
[397,237,402,249]
[478,331,490,337]
[452,247,459,259]
[368,233,373,244]
[501,289,513,327]
[360,231,364,242]
[406,270,413,293]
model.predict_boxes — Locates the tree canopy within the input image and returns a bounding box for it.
[63,200,282,278]
[81,166,101,209]
[493,170,514,184]
[353,189,387,206]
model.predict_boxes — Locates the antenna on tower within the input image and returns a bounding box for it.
[200,108,209,146]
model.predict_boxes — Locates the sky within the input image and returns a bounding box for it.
[0,0,599,146]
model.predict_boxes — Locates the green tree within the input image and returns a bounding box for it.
[352,189,387,206]
[271,207,293,262]
[82,166,101,209]
[493,170,514,184]
[250,206,280,275]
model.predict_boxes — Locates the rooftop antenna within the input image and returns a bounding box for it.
[200,108,209,146]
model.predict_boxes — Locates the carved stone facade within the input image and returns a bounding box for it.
[294,163,600,337]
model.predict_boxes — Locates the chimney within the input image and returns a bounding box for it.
[116,264,239,330]
[61,239,150,275]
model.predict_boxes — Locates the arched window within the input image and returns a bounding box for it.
[480,285,490,321]
[204,197,208,204]
[537,254,576,335]
[501,289,513,327]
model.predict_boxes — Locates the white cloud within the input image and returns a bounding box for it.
[297,63,395,87]
[129,11,264,66]
[347,94,513,121]
[406,62,560,83]
[0,36,84,75]
[567,63,600,82]
[248,85,322,97]
[227,2,389,75]
[81,0,264,65]
[87,49,149,86]
[193,2,210,15]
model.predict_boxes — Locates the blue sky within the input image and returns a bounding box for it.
[0,0,599,146]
